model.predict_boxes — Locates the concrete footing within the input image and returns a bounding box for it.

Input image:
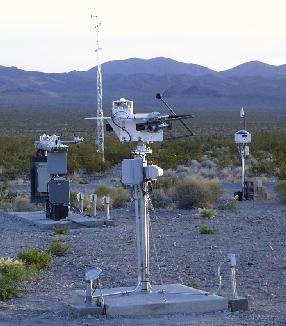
[228,297,249,312]
[70,284,228,317]
[7,211,115,229]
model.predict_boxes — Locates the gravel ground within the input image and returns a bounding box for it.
[0,189,286,325]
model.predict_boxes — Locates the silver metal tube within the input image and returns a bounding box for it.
[241,153,245,200]
[134,185,142,286]
[230,267,238,298]
[93,200,97,217]
[90,276,142,299]
[80,199,84,214]
[85,280,93,303]
[141,189,150,291]
[106,199,110,219]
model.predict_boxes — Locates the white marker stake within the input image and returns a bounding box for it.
[90,194,97,217]
[104,196,110,220]
[77,192,84,214]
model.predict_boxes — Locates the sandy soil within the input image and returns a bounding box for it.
[0,186,286,325]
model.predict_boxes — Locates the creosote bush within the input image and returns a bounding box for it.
[0,258,32,300]
[18,248,52,270]
[12,196,34,212]
[48,239,70,256]
[150,189,170,208]
[0,192,35,212]
[217,196,238,211]
[198,208,215,218]
[112,188,130,208]
[274,181,286,203]
[151,175,221,209]
[52,225,70,235]
[183,278,200,289]
[199,223,219,234]
[94,184,129,209]
[176,176,222,209]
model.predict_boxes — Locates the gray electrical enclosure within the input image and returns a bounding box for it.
[47,152,67,175]
[122,158,144,185]
[36,162,50,193]
[48,179,70,204]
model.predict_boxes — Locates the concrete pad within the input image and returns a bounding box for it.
[9,211,71,230]
[8,211,115,229]
[70,284,228,317]
[68,215,105,227]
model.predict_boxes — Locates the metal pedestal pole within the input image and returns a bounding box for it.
[134,184,151,292]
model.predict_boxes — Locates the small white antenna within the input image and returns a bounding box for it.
[240,107,246,130]
[91,14,104,161]
[240,107,245,118]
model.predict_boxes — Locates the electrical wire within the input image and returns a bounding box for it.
[111,112,132,142]
[149,198,184,286]
[147,196,165,288]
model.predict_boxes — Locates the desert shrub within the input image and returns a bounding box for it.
[104,135,131,165]
[198,208,215,218]
[150,138,203,169]
[150,148,178,169]
[94,184,129,208]
[0,180,9,199]
[70,191,77,205]
[176,176,222,209]
[68,143,110,173]
[277,165,286,180]
[0,137,34,179]
[154,175,179,190]
[12,196,34,212]
[18,248,52,270]
[94,184,115,197]
[48,240,70,256]
[251,160,274,176]
[150,189,170,208]
[0,201,13,211]
[183,278,200,289]
[86,205,94,216]
[112,188,129,208]
[274,181,286,203]
[199,223,219,234]
[52,224,70,235]
[0,192,35,212]
[217,196,238,211]
[0,258,32,300]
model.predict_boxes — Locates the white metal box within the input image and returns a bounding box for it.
[144,165,163,180]
[109,118,164,143]
[122,158,144,185]
[234,130,251,144]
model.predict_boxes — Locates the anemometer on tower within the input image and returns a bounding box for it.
[30,134,83,220]
[234,108,251,201]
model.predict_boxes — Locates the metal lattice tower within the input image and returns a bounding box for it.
[92,16,105,161]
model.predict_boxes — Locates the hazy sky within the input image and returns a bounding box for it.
[0,0,285,72]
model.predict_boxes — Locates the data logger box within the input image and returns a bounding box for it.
[47,151,67,175]
[48,179,70,204]
[36,162,50,193]
[30,156,49,203]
